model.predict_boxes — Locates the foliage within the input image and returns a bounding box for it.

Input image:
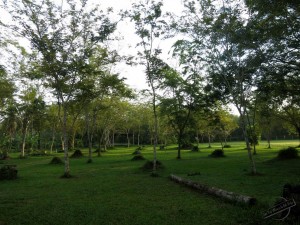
[210,149,225,158]
[70,149,84,159]
[191,145,199,152]
[0,165,17,180]
[49,157,63,165]
[142,160,163,171]
[131,154,145,161]
[277,147,299,160]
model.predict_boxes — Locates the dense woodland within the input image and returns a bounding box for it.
[0,0,299,176]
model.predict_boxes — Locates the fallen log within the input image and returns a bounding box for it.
[170,174,256,206]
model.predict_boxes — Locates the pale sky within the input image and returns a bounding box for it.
[97,0,185,90]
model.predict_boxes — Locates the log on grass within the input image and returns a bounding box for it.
[170,174,256,206]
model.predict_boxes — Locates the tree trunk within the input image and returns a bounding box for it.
[298,128,300,147]
[208,134,212,148]
[152,95,158,173]
[61,136,64,151]
[21,125,28,157]
[37,130,41,151]
[137,125,140,146]
[50,129,55,154]
[196,130,200,148]
[112,130,115,147]
[132,133,135,146]
[170,174,256,205]
[126,130,130,148]
[177,133,182,159]
[98,131,102,157]
[62,105,70,177]
[86,112,92,163]
[241,120,257,175]
[267,128,271,149]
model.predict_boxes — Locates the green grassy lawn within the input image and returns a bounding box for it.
[0,141,300,225]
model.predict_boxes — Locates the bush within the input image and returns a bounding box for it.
[70,149,84,158]
[223,144,231,148]
[210,149,225,158]
[142,160,163,171]
[0,165,18,180]
[191,146,199,152]
[159,145,165,150]
[31,151,50,157]
[131,155,145,161]
[277,147,299,160]
[50,157,63,165]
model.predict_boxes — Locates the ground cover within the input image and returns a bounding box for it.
[0,140,299,225]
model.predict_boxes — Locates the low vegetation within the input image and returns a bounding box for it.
[277,147,299,160]
[0,141,300,225]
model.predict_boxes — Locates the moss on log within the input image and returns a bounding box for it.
[170,174,256,206]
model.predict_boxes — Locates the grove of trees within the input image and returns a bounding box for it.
[0,0,299,176]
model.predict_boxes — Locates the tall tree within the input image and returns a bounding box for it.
[159,64,204,159]
[127,0,166,173]
[172,0,260,174]
[2,0,117,177]
[248,0,300,146]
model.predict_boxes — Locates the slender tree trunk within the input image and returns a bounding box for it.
[112,130,115,147]
[138,125,140,146]
[37,130,41,151]
[60,135,64,151]
[21,125,28,157]
[126,129,130,148]
[208,134,212,148]
[297,128,300,147]
[253,144,256,155]
[86,112,92,163]
[132,133,135,146]
[196,130,200,148]
[50,129,55,154]
[98,131,102,157]
[62,104,70,177]
[177,133,182,159]
[239,109,257,175]
[152,102,159,172]
[267,128,271,149]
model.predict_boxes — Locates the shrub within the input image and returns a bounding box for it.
[0,165,18,180]
[277,147,298,160]
[50,157,63,165]
[131,155,145,161]
[70,149,84,158]
[142,160,163,171]
[223,144,231,148]
[31,151,50,157]
[132,150,141,155]
[191,146,199,152]
[210,149,225,158]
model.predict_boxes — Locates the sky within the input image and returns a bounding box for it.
[97,0,185,91]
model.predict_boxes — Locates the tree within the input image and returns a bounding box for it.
[172,0,260,174]
[0,66,14,111]
[127,0,167,173]
[159,65,204,159]
[2,0,117,177]
[247,0,300,146]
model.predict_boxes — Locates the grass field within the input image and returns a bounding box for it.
[0,140,300,225]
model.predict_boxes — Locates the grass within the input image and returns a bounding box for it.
[0,140,300,225]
